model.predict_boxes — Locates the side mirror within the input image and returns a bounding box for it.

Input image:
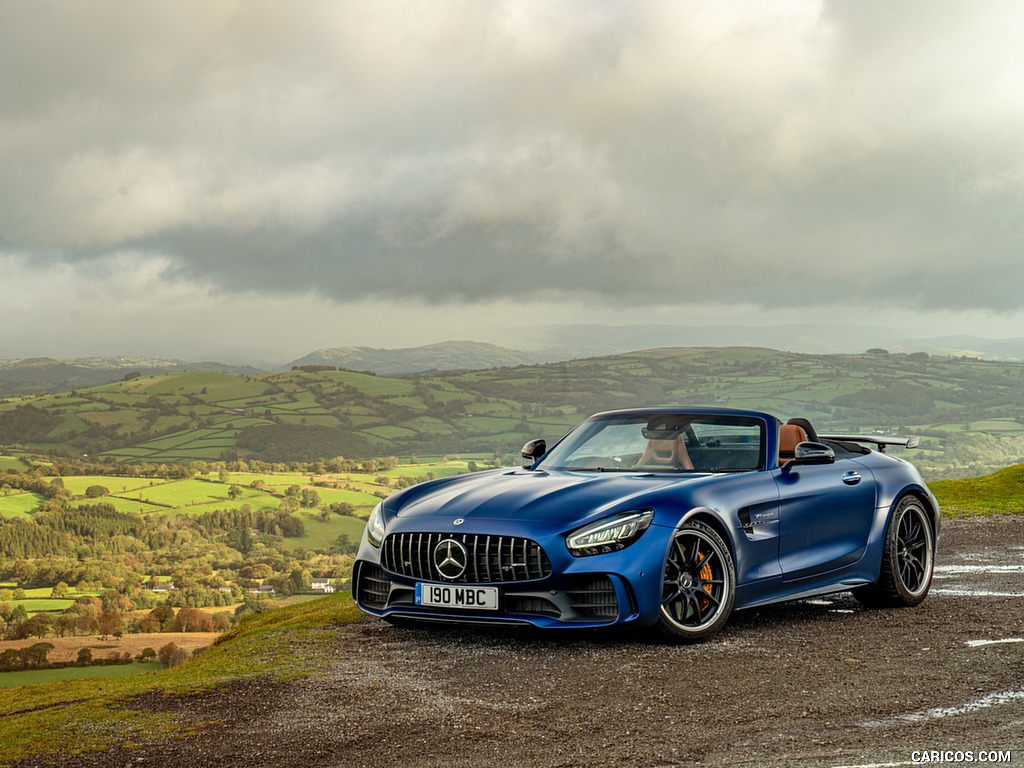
[783,441,836,471]
[521,438,546,466]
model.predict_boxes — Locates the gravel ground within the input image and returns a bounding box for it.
[17,515,1024,768]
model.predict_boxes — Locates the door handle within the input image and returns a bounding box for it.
[842,471,862,486]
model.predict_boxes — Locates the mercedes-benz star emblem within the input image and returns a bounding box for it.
[433,539,468,580]
[453,518,465,526]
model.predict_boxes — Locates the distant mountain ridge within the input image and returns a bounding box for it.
[286,340,563,374]
[887,335,1024,361]
[496,325,1024,361]
[7,328,1024,398]
[290,329,1024,377]
[0,357,267,396]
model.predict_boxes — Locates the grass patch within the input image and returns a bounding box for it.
[931,463,1024,516]
[275,414,342,427]
[126,479,233,507]
[225,472,309,489]
[307,487,381,508]
[400,416,456,435]
[280,513,367,551]
[58,476,157,496]
[10,598,74,614]
[380,463,467,480]
[320,370,415,396]
[71,496,170,515]
[0,492,42,518]
[364,425,417,439]
[0,456,30,471]
[17,587,60,598]
[0,663,164,689]
[0,593,362,763]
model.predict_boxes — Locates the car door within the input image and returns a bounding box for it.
[774,459,876,582]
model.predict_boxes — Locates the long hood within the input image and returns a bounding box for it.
[390,468,709,526]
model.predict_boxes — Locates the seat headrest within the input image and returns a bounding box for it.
[779,424,808,454]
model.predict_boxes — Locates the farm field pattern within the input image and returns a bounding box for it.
[3,347,1024,476]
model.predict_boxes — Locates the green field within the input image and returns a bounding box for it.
[0,462,464,523]
[18,588,61,598]
[57,476,157,496]
[305,487,381,509]
[127,479,238,507]
[0,662,165,689]
[4,347,1024,476]
[380,463,465,480]
[930,463,1024,515]
[280,513,367,552]
[10,598,74,614]
[0,456,29,471]
[71,496,170,514]
[321,370,416,395]
[0,492,43,518]
[364,425,417,439]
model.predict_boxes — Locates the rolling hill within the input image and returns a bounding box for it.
[0,357,267,397]
[286,340,562,374]
[2,346,1024,477]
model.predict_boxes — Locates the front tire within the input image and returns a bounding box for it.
[657,520,735,643]
[855,495,935,608]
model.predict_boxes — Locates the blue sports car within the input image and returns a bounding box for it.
[353,407,939,642]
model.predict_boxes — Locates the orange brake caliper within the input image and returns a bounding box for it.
[697,555,714,610]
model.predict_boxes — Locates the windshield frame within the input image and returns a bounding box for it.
[537,410,768,473]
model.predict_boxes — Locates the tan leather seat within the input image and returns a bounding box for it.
[637,435,694,470]
[777,423,808,467]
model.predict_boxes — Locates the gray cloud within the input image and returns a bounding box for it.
[3,0,1024,318]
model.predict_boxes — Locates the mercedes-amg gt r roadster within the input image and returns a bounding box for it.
[353,407,939,642]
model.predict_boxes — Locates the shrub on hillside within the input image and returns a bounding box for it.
[157,642,190,668]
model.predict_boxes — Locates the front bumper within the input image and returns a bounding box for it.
[353,559,644,628]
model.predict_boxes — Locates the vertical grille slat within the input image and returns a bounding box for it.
[380,532,551,583]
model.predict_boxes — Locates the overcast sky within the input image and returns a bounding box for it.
[2,0,1024,362]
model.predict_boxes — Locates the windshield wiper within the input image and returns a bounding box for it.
[565,466,701,473]
[563,466,635,472]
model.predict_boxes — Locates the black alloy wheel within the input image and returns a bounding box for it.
[658,520,735,643]
[855,495,934,608]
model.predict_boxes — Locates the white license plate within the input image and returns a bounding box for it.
[415,583,499,610]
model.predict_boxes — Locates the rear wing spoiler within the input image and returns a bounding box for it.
[819,434,920,452]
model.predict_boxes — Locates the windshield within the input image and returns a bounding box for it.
[539,413,766,473]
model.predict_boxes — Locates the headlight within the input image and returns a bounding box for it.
[566,510,654,557]
[366,503,386,548]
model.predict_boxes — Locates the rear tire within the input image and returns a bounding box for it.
[854,496,934,608]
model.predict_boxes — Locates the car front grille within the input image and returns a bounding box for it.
[381,532,552,583]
